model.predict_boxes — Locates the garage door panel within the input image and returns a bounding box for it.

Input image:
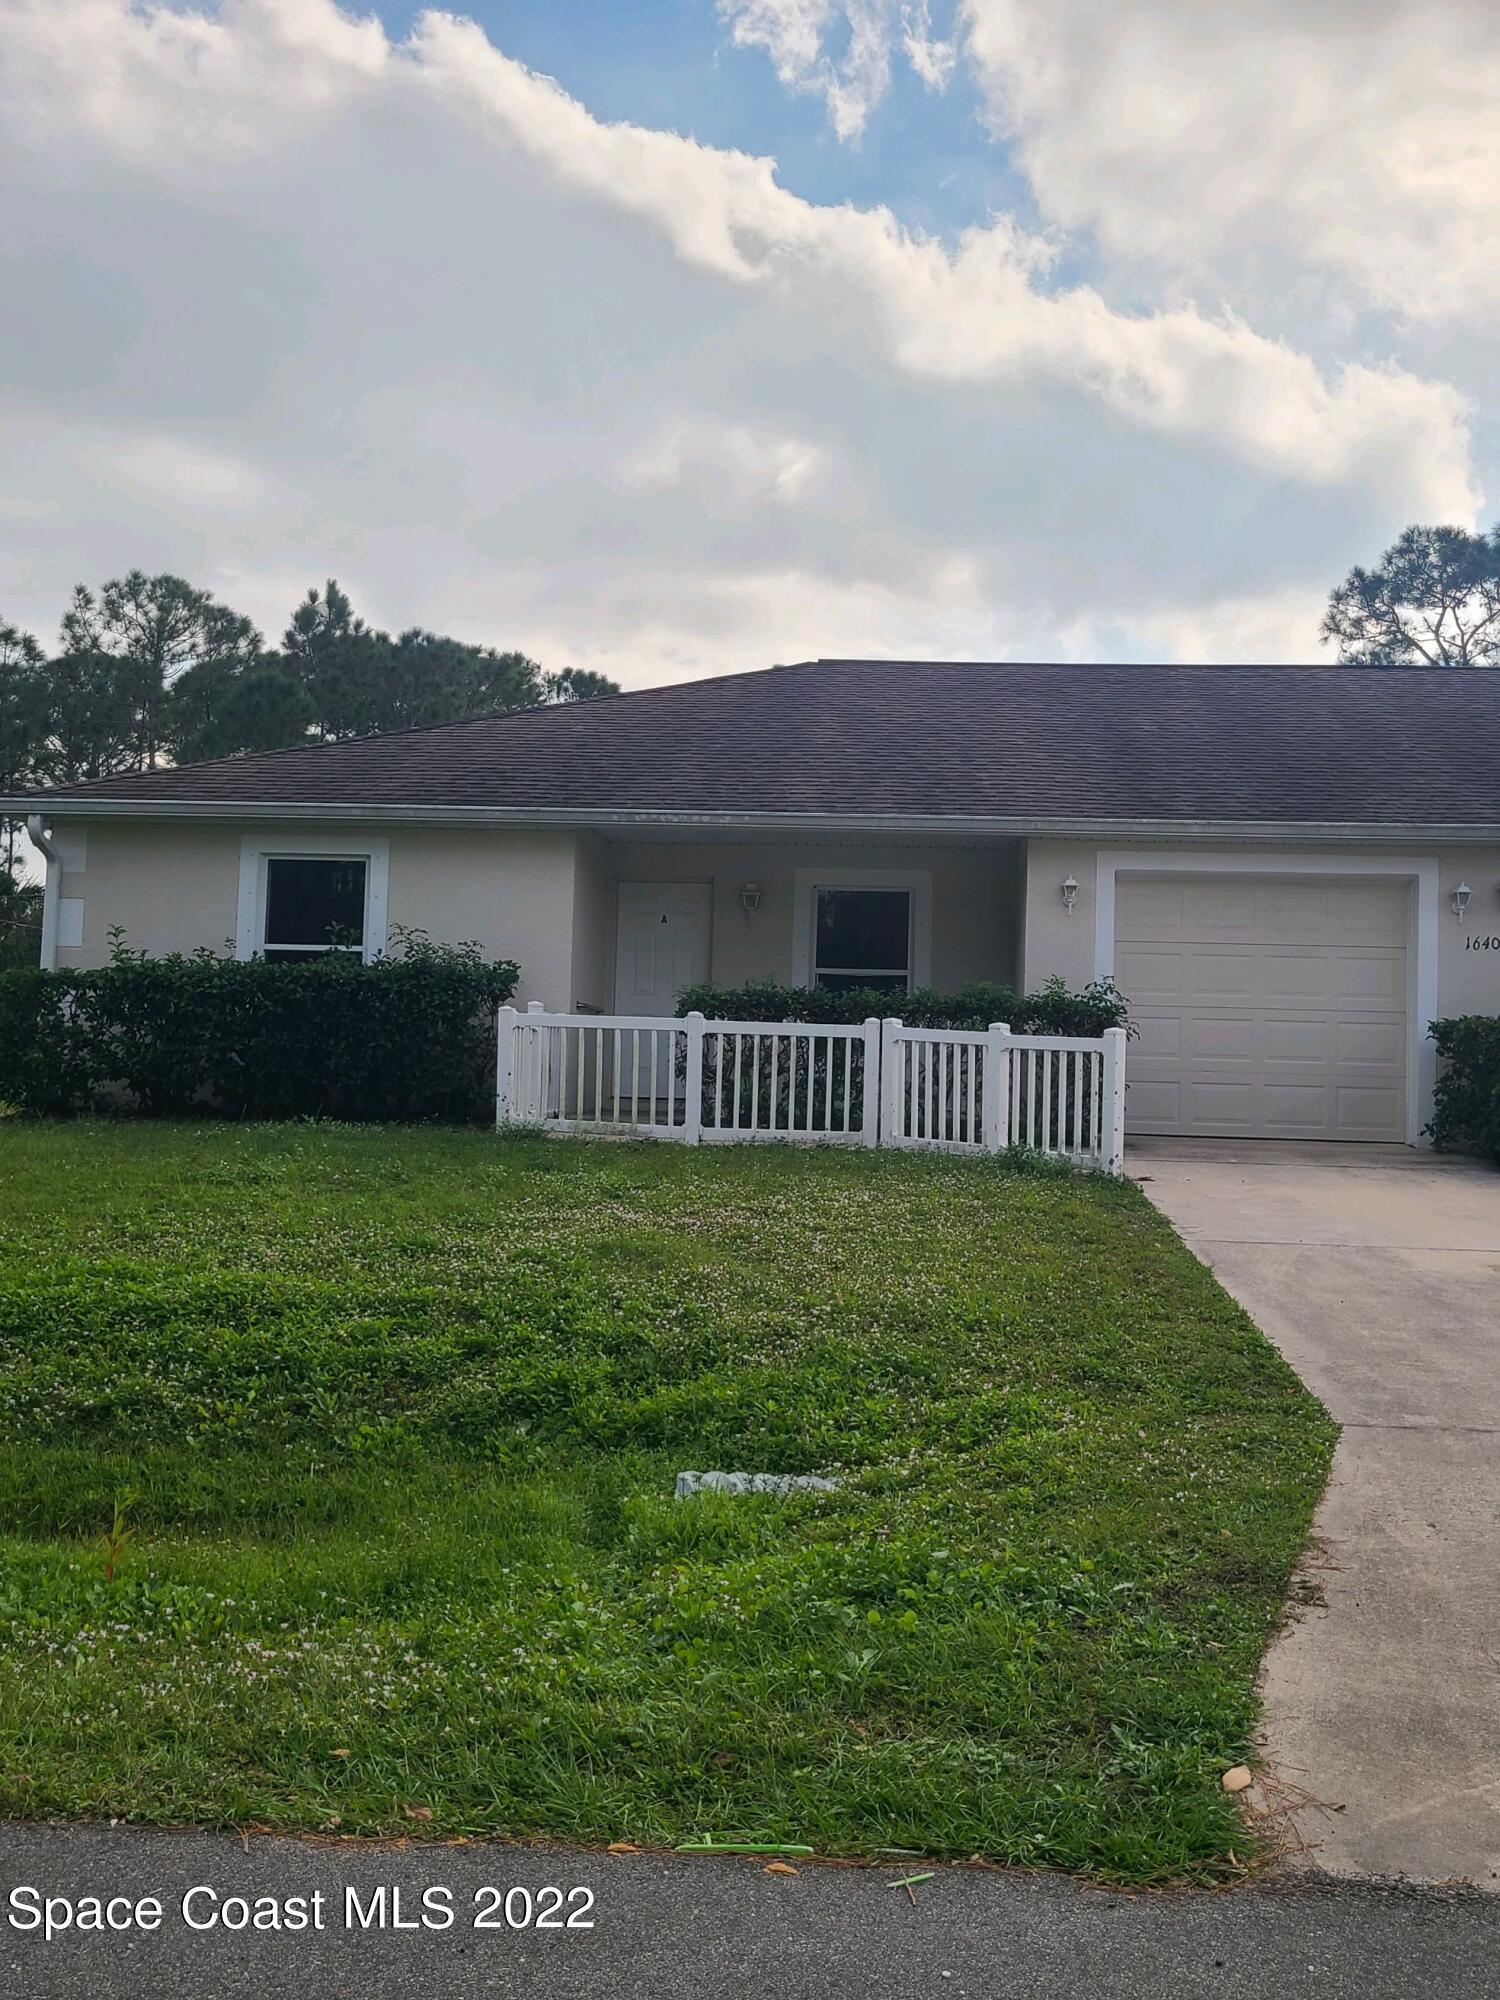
[1258,885,1332,938]
[1335,1086,1404,1137]
[1260,1016,1335,1064]
[1129,1078,1183,1126]
[1258,952,1335,1004]
[1188,951,1258,1000]
[1184,1013,1256,1062]
[1189,1081,1258,1126]
[1260,1083,1334,1131]
[1132,1013,1183,1060]
[1116,873,1409,1141]
[1336,885,1409,941]
[1332,951,1406,1005]
[1182,882,1257,934]
[1113,944,1187,1002]
[1336,1018,1406,1067]
[1127,881,1191,932]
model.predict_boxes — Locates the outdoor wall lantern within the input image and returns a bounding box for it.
[1061,874,1079,915]
[740,882,763,915]
[1452,881,1472,921]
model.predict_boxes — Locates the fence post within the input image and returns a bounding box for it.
[525,1000,548,1121]
[860,1017,882,1145]
[682,1011,705,1146]
[982,1022,1011,1152]
[879,1017,902,1145]
[1101,1026,1127,1173]
[495,1004,518,1127]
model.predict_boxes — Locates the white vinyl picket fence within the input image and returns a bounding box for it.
[497,1004,1126,1171]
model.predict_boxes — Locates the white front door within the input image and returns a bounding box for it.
[614,882,712,1015]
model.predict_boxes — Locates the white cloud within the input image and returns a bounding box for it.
[0,0,1482,686]
[1129,585,1335,669]
[901,2,957,91]
[961,0,1500,326]
[717,0,954,140]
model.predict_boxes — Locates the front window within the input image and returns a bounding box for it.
[261,856,367,962]
[814,887,911,993]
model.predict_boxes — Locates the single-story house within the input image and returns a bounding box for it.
[8,657,1499,1146]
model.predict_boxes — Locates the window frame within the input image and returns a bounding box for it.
[812,887,913,991]
[791,867,933,994]
[235,834,390,964]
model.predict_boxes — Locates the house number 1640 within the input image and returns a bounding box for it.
[1463,934,1500,951]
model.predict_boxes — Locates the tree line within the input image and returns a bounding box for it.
[0,570,618,963]
[0,570,618,807]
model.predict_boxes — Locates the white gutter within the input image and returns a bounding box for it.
[5,799,1500,844]
[25,815,60,970]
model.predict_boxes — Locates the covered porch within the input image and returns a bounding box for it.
[510,831,1125,1171]
[569,832,1028,1018]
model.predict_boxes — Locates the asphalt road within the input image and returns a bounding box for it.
[2,1824,1498,2000]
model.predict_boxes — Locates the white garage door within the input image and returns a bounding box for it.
[1115,875,1409,1141]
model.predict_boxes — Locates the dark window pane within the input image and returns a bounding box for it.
[815,889,909,974]
[264,857,366,950]
[261,946,358,963]
[816,970,908,995]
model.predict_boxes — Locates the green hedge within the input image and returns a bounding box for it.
[1428,1017,1500,1164]
[0,931,518,1123]
[676,975,1131,1038]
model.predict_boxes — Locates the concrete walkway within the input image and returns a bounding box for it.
[1134,1139,1500,1888]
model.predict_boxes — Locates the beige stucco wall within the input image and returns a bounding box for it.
[385,826,580,1006]
[598,838,1022,998]
[1436,848,1500,1018]
[53,822,244,967]
[569,832,613,1012]
[52,819,586,1008]
[1018,837,1098,991]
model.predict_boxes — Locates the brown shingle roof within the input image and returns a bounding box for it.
[11,658,1500,828]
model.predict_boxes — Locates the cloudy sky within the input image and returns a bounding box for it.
[1,0,1495,685]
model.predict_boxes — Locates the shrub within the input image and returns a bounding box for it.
[0,929,519,1123]
[1427,1016,1500,1164]
[675,975,1131,1038]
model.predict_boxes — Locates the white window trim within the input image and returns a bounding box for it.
[235,833,390,963]
[791,868,933,991]
[1091,847,1439,1148]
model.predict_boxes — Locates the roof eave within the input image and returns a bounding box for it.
[7,798,1499,842]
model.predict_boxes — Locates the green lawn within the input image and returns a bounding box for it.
[0,1123,1334,1881]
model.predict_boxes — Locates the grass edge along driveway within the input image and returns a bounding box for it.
[0,1123,1335,1883]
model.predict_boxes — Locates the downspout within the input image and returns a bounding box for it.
[26,815,60,970]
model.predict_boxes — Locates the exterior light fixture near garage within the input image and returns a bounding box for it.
[740,882,762,915]
[1061,874,1079,915]
[1451,881,1472,921]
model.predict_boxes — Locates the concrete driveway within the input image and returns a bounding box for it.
[1135,1139,1500,1889]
